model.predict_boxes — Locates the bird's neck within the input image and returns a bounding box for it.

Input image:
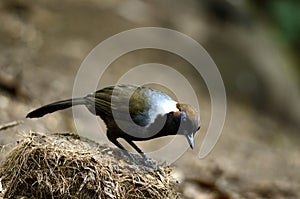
[152,112,181,138]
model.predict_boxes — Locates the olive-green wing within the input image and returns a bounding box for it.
[85,85,151,126]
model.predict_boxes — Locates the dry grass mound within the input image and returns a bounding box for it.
[0,132,179,199]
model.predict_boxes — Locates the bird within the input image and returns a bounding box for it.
[26,84,200,166]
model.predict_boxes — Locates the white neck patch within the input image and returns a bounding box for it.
[147,91,179,124]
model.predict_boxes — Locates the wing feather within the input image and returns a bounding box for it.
[85,85,177,127]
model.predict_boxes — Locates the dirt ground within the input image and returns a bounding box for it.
[0,0,300,198]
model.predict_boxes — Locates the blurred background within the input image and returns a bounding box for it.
[0,0,299,198]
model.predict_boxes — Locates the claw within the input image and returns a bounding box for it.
[141,154,165,175]
[119,150,165,175]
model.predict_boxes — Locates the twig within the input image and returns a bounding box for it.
[0,120,23,131]
[0,178,3,193]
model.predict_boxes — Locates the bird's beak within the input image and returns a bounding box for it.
[186,133,194,149]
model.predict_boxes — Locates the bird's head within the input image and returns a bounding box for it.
[175,103,200,149]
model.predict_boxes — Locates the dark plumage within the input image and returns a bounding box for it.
[27,85,200,164]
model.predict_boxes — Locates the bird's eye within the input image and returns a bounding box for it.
[181,111,187,122]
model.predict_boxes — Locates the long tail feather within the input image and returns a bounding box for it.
[26,98,86,118]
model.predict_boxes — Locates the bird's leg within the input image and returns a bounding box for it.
[108,137,137,162]
[125,139,164,174]
[107,133,163,174]
[124,139,150,162]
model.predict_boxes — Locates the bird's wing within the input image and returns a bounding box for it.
[85,85,150,126]
[85,85,178,127]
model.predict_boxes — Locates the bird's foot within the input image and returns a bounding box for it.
[119,149,140,164]
[141,154,165,175]
[119,150,165,175]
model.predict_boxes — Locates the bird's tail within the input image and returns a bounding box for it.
[26,97,86,118]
